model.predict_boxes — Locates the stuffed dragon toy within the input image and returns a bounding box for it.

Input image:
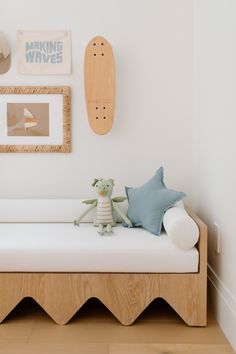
[74,178,132,235]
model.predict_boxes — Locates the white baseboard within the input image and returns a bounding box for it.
[208,264,236,352]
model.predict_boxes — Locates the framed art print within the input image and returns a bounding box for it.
[0,86,71,153]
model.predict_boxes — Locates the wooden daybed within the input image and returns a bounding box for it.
[0,201,207,326]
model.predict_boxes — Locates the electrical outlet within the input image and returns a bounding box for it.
[213,222,220,254]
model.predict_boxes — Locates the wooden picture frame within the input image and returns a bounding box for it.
[0,86,71,153]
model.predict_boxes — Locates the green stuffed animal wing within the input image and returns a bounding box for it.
[112,196,127,203]
[82,199,98,205]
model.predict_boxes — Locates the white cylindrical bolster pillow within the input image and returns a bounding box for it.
[163,206,199,250]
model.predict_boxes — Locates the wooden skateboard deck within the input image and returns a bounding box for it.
[84,36,115,135]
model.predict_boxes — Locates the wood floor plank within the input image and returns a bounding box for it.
[0,298,233,353]
[0,317,35,343]
[109,344,235,354]
[0,343,109,354]
[15,299,225,345]
[27,314,229,345]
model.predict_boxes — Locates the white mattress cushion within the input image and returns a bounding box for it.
[0,223,199,273]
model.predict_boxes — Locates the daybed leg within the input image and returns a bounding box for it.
[185,285,207,327]
[0,274,25,323]
[160,274,207,327]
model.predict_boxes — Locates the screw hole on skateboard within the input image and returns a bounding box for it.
[103,107,105,109]
[94,54,96,56]
[93,43,96,46]
[103,117,106,119]
[96,117,98,119]
[101,53,104,56]
[96,107,98,109]
[101,43,104,45]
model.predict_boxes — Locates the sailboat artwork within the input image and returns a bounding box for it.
[23,108,37,133]
[7,102,49,137]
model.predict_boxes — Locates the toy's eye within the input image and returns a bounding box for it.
[107,184,109,187]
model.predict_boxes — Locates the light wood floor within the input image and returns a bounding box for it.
[0,298,234,354]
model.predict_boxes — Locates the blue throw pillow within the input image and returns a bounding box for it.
[125,167,186,235]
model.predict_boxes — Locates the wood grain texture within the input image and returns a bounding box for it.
[84,36,115,135]
[0,293,233,354]
[0,301,233,353]
[0,212,207,326]
[0,86,71,153]
[110,344,234,354]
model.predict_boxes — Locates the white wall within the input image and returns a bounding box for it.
[195,0,236,350]
[0,0,194,200]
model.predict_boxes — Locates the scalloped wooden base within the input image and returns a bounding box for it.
[0,271,206,326]
[0,211,207,326]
